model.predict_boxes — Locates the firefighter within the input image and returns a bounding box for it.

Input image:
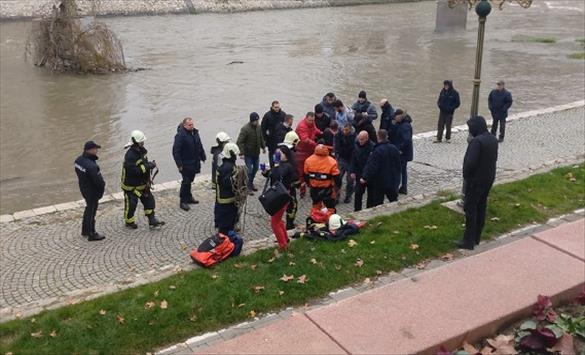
[210,132,231,191]
[304,143,341,219]
[214,142,240,234]
[121,130,165,229]
[279,131,301,230]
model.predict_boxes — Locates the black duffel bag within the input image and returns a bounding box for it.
[259,179,290,216]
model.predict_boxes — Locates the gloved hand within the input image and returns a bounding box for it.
[146,161,157,170]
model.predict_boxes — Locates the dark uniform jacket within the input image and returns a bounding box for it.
[122,145,154,190]
[334,130,356,162]
[210,144,223,190]
[463,117,499,187]
[216,158,237,204]
[274,123,292,146]
[350,141,374,177]
[75,152,106,199]
[315,113,331,133]
[261,109,287,150]
[362,141,401,191]
[488,89,513,120]
[379,101,395,131]
[172,126,206,172]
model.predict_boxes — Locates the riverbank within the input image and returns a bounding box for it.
[0,0,424,20]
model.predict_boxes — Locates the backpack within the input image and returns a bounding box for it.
[227,230,244,257]
[190,233,235,268]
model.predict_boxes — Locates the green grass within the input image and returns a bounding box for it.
[512,36,557,44]
[568,52,585,60]
[1,164,584,354]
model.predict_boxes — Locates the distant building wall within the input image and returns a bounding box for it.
[435,0,468,32]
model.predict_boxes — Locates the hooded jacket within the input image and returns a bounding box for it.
[172,125,206,172]
[362,141,401,191]
[304,145,340,189]
[437,80,461,115]
[319,96,337,120]
[463,116,499,186]
[237,122,265,157]
[261,108,287,150]
[488,88,513,120]
[390,114,413,162]
[379,101,395,131]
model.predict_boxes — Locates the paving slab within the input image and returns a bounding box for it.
[306,237,585,354]
[532,218,585,261]
[197,313,346,355]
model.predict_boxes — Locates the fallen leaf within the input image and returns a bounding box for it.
[278,290,285,296]
[393,230,400,234]
[267,257,276,263]
[153,290,160,297]
[189,314,198,322]
[280,274,294,282]
[354,259,364,268]
[370,240,376,244]
[363,278,372,285]
[273,249,280,257]
[490,217,500,222]
[347,239,358,247]
[31,330,43,338]
[424,225,438,230]
[49,330,57,338]
[374,222,383,229]
[462,341,479,354]
[548,334,574,354]
[181,245,188,251]
[160,300,168,310]
[401,256,407,260]
[310,258,318,264]
[144,301,156,310]
[440,253,454,262]
[288,261,296,266]
[237,303,246,308]
[376,270,383,276]
[253,285,265,294]
[234,263,244,269]
[409,244,419,250]
[416,261,429,270]
[340,248,347,254]
[514,203,521,207]
[249,310,257,318]
[250,264,257,270]
[480,345,494,355]
[169,285,176,290]
[99,309,107,316]
[116,314,125,324]
[297,275,308,284]
[486,334,515,354]
[211,274,219,279]
[31,318,36,323]
[335,265,342,271]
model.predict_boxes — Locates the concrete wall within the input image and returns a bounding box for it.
[0,0,425,20]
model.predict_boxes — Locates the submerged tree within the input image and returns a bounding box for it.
[25,0,126,74]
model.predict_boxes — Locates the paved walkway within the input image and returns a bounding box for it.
[170,218,583,355]
[0,104,584,315]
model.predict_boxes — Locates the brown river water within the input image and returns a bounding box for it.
[0,1,584,213]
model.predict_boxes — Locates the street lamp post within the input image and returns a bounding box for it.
[448,0,532,118]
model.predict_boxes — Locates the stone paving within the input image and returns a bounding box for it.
[0,103,584,319]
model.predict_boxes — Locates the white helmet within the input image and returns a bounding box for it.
[216,131,231,144]
[125,130,146,148]
[222,142,240,158]
[328,214,345,231]
[283,131,300,148]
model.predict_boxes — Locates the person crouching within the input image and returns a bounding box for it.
[304,144,341,219]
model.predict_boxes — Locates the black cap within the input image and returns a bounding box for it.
[84,141,101,150]
[314,104,324,114]
[358,90,367,99]
[394,109,404,116]
[249,112,260,122]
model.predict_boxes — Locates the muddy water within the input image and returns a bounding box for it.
[0,1,584,213]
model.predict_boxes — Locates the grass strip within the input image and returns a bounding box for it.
[568,52,585,60]
[1,164,583,354]
[511,36,557,44]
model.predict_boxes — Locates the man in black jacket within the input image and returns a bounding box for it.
[274,114,294,147]
[435,80,461,143]
[350,131,374,212]
[74,141,106,241]
[334,122,356,204]
[379,99,395,132]
[314,104,332,133]
[121,130,165,229]
[457,116,499,250]
[173,117,206,211]
[488,81,513,142]
[360,129,401,208]
[261,100,287,167]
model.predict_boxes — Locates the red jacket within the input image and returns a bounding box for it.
[295,117,322,157]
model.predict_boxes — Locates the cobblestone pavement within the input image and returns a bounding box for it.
[0,106,583,313]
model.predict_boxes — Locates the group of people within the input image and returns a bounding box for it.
[75,82,510,252]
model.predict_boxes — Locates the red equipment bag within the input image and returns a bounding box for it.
[190,233,235,268]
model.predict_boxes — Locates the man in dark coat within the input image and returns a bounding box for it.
[237,112,266,194]
[350,131,374,212]
[274,114,294,146]
[173,117,206,211]
[334,122,356,204]
[390,109,413,195]
[457,116,499,250]
[74,141,106,241]
[379,99,395,132]
[261,100,287,167]
[318,92,337,121]
[435,80,461,143]
[352,90,378,143]
[488,80,513,142]
[314,104,332,133]
[360,129,401,208]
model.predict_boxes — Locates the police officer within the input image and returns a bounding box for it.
[214,142,240,234]
[75,141,106,241]
[121,130,165,229]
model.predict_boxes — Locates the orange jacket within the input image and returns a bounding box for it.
[304,144,340,189]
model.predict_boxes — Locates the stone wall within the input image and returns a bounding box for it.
[0,0,423,20]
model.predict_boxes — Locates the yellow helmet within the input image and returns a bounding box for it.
[222,142,240,158]
[283,131,300,148]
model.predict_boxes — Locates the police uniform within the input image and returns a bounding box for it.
[74,141,106,240]
[121,145,158,227]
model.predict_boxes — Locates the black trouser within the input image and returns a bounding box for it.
[286,188,298,226]
[180,165,197,203]
[490,117,506,139]
[400,160,408,190]
[310,187,336,210]
[338,158,354,200]
[267,145,277,168]
[437,112,453,141]
[214,202,238,234]
[124,189,155,224]
[354,178,366,212]
[366,186,398,208]
[82,195,99,236]
[462,182,493,247]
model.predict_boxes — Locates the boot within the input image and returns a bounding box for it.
[125,222,138,229]
[187,197,199,204]
[180,202,190,211]
[88,233,105,241]
[398,186,407,195]
[455,240,474,250]
[148,215,165,229]
[286,220,296,231]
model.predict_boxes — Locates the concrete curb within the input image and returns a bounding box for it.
[2,100,583,224]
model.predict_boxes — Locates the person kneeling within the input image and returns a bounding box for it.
[304,144,341,221]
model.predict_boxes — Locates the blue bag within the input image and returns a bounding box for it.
[227,230,244,257]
